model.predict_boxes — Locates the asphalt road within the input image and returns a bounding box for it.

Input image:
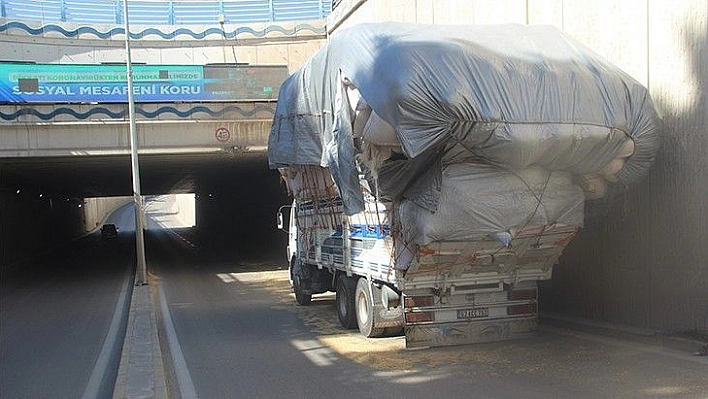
[2,199,707,398]
[151,225,708,399]
[0,206,134,399]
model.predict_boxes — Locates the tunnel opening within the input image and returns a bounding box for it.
[1,151,292,270]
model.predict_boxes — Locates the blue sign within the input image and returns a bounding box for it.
[0,63,288,103]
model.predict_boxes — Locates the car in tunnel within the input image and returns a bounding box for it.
[100,224,118,240]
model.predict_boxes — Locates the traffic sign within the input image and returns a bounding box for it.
[215,127,231,142]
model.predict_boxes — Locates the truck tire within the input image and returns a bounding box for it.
[336,274,357,329]
[290,256,311,306]
[355,278,386,338]
[294,281,312,306]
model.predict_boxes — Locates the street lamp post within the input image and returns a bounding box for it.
[123,0,148,285]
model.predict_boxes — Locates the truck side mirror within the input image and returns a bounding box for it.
[277,212,285,230]
[277,204,292,232]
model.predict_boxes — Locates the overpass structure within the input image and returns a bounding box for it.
[0,0,330,198]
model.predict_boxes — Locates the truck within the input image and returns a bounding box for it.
[269,22,660,348]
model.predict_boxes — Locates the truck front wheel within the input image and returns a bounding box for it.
[290,256,312,306]
[336,274,357,329]
[355,278,386,338]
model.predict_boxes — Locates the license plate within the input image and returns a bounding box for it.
[457,308,489,319]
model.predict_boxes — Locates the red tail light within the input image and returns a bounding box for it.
[507,303,537,315]
[405,311,435,323]
[404,296,435,308]
[508,289,537,301]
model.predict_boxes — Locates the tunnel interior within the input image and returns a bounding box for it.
[0,151,291,267]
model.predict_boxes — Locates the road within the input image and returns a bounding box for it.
[0,205,135,398]
[2,199,707,398]
[150,222,708,398]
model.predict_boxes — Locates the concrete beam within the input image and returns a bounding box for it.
[0,119,271,158]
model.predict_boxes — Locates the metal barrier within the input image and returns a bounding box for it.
[0,0,331,25]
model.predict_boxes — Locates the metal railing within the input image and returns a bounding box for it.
[0,0,332,25]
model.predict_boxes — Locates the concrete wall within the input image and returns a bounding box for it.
[172,193,196,228]
[0,118,274,157]
[144,194,196,229]
[329,0,708,334]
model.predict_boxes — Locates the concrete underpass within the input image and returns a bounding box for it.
[1,1,707,397]
[0,151,290,267]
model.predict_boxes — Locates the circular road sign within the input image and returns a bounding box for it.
[215,127,231,142]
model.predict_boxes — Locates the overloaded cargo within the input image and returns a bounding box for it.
[269,22,660,348]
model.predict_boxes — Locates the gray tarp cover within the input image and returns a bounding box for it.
[268,22,660,243]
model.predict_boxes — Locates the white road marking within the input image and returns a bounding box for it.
[158,283,198,398]
[82,266,132,399]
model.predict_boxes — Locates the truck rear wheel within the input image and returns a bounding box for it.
[336,274,357,329]
[355,278,386,338]
[290,256,311,306]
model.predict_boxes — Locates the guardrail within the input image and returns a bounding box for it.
[0,0,331,25]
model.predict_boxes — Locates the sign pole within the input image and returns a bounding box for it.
[123,0,148,285]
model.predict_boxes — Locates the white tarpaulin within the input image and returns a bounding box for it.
[268,22,660,245]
